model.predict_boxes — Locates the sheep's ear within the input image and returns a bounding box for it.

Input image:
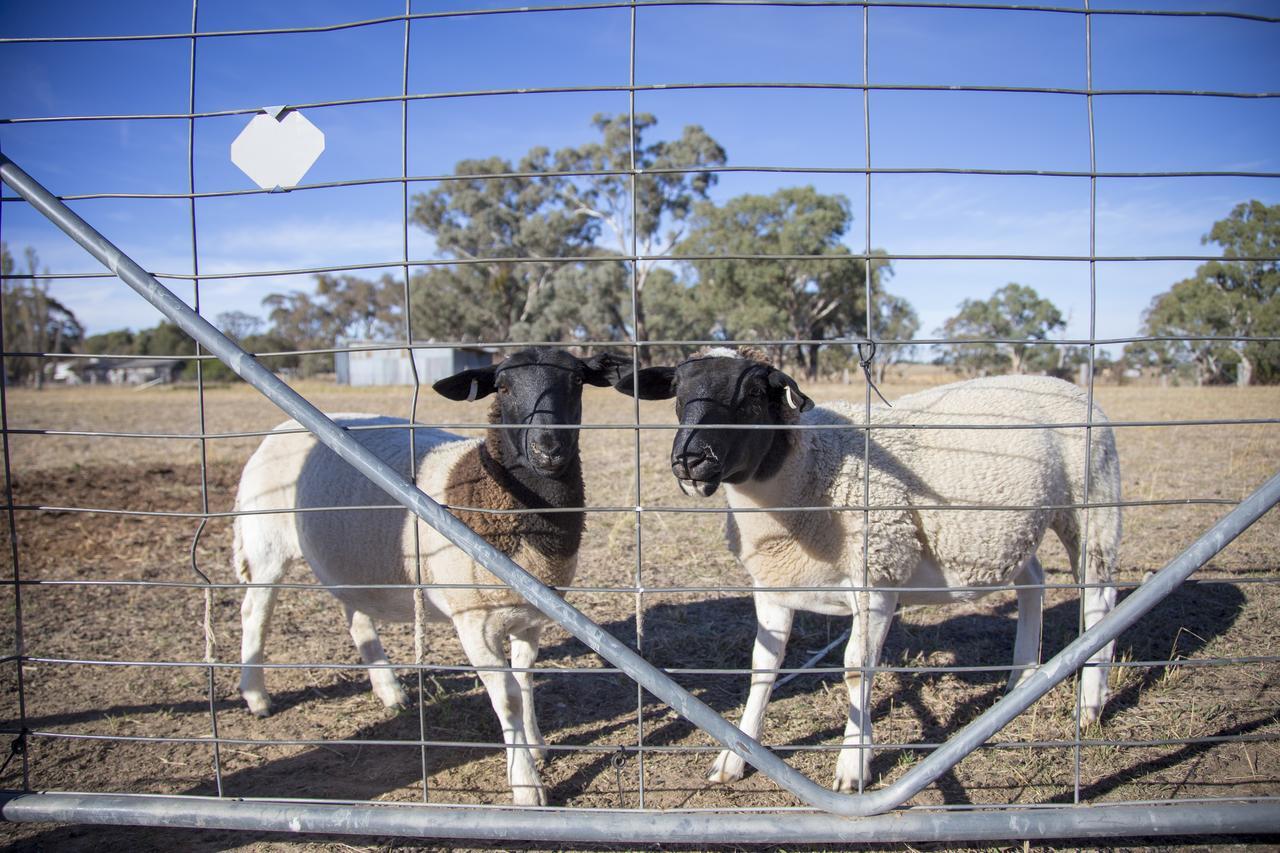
[767,369,814,413]
[433,365,498,402]
[580,351,631,387]
[614,366,676,399]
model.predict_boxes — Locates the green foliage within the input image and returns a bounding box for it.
[1137,200,1280,386]
[637,267,720,362]
[2,243,84,387]
[248,118,930,373]
[215,310,263,341]
[408,151,593,343]
[678,186,885,379]
[82,328,137,355]
[871,293,920,383]
[259,273,403,376]
[405,114,726,360]
[935,283,1066,377]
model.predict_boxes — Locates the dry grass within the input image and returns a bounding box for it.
[1,373,1278,851]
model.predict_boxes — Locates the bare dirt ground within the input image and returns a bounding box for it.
[1,372,1278,851]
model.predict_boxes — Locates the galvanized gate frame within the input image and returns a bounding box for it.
[2,152,1279,841]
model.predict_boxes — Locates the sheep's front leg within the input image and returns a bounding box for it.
[709,597,793,785]
[510,625,547,764]
[454,611,546,806]
[344,605,410,710]
[1007,556,1044,693]
[834,589,897,792]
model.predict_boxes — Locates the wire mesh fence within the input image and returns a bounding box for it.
[2,0,1279,843]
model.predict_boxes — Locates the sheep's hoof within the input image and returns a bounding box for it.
[1080,704,1103,728]
[1005,667,1038,694]
[512,784,548,807]
[376,686,413,711]
[708,751,744,785]
[833,754,870,792]
[243,693,273,718]
[832,775,859,793]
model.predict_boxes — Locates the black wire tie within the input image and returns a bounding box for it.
[858,340,892,407]
[0,730,28,777]
[611,745,629,808]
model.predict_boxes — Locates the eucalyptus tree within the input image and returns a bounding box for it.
[555,113,726,362]
[935,283,1066,377]
[677,186,884,380]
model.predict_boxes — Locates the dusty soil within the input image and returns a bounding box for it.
[1,375,1278,851]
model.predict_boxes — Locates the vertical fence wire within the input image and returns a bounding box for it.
[1074,0,1100,803]
[185,0,224,798]
[627,0,646,810]
[399,0,433,805]
[0,158,32,792]
[857,0,874,797]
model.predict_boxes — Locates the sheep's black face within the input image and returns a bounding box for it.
[616,355,813,497]
[433,348,629,478]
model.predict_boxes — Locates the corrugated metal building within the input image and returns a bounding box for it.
[334,342,496,386]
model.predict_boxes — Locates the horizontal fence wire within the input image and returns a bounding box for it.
[1,79,1278,125]
[4,165,1280,205]
[8,252,1280,282]
[8,576,1280,594]
[5,728,1278,756]
[2,0,1278,838]
[7,335,1280,358]
[0,497,1259,519]
[9,653,1279,676]
[3,0,1279,48]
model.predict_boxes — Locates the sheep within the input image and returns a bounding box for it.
[617,347,1121,792]
[233,347,629,806]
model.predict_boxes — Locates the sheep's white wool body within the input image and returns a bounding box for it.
[233,414,574,806]
[708,374,1121,791]
[236,416,452,619]
[726,375,1120,606]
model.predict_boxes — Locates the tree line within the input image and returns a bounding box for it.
[3,117,1277,387]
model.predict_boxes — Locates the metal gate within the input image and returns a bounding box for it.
[3,2,1279,844]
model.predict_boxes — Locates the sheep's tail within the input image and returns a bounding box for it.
[1081,419,1122,586]
[232,509,251,584]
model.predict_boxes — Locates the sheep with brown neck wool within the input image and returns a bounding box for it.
[233,347,629,806]
[618,348,1121,792]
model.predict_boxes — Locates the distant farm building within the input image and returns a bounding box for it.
[53,357,186,386]
[334,343,496,387]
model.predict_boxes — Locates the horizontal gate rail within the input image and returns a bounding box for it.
[3,792,1279,844]
[5,149,1280,827]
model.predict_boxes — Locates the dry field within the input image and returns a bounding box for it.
[1,371,1278,851]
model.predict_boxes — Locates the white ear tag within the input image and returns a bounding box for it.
[466,379,479,403]
[784,386,800,410]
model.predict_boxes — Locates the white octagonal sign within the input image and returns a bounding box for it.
[231,109,325,190]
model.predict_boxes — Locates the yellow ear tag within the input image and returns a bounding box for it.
[784,386,799,410]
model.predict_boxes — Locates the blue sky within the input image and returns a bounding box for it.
[2,0,1278,357]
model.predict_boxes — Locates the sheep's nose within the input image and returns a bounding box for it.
[672,448,719,482]
[532,430,564,455]
[529,430,571,471]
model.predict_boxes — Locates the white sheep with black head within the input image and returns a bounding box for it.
[618,347,1121,792]
[233,347,629,805]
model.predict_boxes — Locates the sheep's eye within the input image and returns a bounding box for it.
[572,374,584,387]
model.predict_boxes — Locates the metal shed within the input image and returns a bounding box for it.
[334,342,495,387]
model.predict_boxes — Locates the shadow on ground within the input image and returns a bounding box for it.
[6,581,1255,851]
